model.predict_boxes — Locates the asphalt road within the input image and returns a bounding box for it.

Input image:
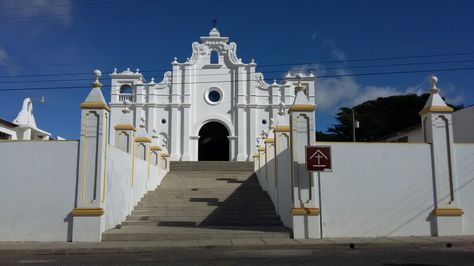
[1,246,473,265]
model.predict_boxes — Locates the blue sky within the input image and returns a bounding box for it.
[0,0,473,139]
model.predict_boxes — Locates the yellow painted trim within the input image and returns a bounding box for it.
[274,126,290,132]
[264,138,275,144]
[147,150,151,191]
[161,152,170,157]
[419,105,454,116]
[150,146,162,151]
[434,208,464,216]
[102,113,108,204]
[80,101,111,112]
[253,154,259,158]
[114,124,136,131]
[71,208,104,216]
[258,147,266,152]
[289,104,315,112]
[131,134,135,188]
[135,136,151,143]
[80,113,88,201]
[291,208,320,216]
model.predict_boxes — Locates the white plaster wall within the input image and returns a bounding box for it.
[105,146,162,231]
[0,141,79,241]
[105,146,132,230]
[274,140,292,228]
[131,158,150,208]
[453,106,474,143]
[318,142,436,237]
[454,143,474,234]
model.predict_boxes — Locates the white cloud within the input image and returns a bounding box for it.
[0,45,22,74]
[2,0,73,25]
[290,43,464,112]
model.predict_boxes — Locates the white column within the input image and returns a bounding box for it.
[181,65,192,161]
[421,76,463,236]
[228,136,238,161]
[170,63,181,161]
[274,124,292,228]
[248,63,257,160]
[289,82,320,239]
[72,70,110,242]
[265,135,276,203]
[236,66,247,161]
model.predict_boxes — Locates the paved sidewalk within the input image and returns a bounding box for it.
[0,236,473,255]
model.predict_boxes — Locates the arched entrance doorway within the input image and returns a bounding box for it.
[198,122,229,161]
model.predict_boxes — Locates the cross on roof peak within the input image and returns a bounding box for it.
[212,18,217,28]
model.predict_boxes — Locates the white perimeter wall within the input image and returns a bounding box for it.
[0,141,79,241]
[319,142,435,237]
[105,146,163,231]
[454,143,474,234]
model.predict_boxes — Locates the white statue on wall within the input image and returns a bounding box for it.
[13,98,37,128]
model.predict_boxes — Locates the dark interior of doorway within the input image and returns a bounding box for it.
[198,122,229,161]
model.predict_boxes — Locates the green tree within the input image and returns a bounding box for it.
[321,93,462,142]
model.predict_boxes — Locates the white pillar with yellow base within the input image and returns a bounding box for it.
[72,70,110,242]
[274,103,292,227]
[421,76,463,236]
[289,82,320,239]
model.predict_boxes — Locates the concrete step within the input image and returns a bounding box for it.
[131,209,277,216]
[126,215,281,222]
[121,220,284,226]
[102,163,289,242]
[102,225,291,241]
[136,200,273,209]
[141,195,268,201]
[170,162,253,172]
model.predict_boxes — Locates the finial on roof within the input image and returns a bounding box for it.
[278,102,286,116]
[295,81,305,93]
[126,67,130,72]
[430,75,440,94]
[112,68,117,74]
[150,77,155,84]
[140,116,146,128]
[209,26,221,37]
[135,68,140,74]
[92,69,102,88]
[122,100,131,113]
[251,58,255,64]
[172,57,178,64]
[273,79,278,85]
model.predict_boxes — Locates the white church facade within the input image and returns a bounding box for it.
[108,28,315,161]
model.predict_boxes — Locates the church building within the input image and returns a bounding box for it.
[108,28,315,161]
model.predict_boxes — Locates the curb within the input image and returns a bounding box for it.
[0,238,472,256]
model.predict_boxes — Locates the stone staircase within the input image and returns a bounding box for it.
[102,162,291,241]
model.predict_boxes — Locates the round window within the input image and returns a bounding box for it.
[161,119,167,124]
[204,87,223,105]
[262,119,267,125]
[208,90,221,102]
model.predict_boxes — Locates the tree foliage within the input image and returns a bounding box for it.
[320,94,462,142]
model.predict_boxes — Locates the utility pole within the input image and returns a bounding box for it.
[352,108,359,142]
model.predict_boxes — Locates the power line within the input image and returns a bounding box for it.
[1,66,473,92]
[1,59,474,85]
[3,50,474,71]
[1,51,473,80]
